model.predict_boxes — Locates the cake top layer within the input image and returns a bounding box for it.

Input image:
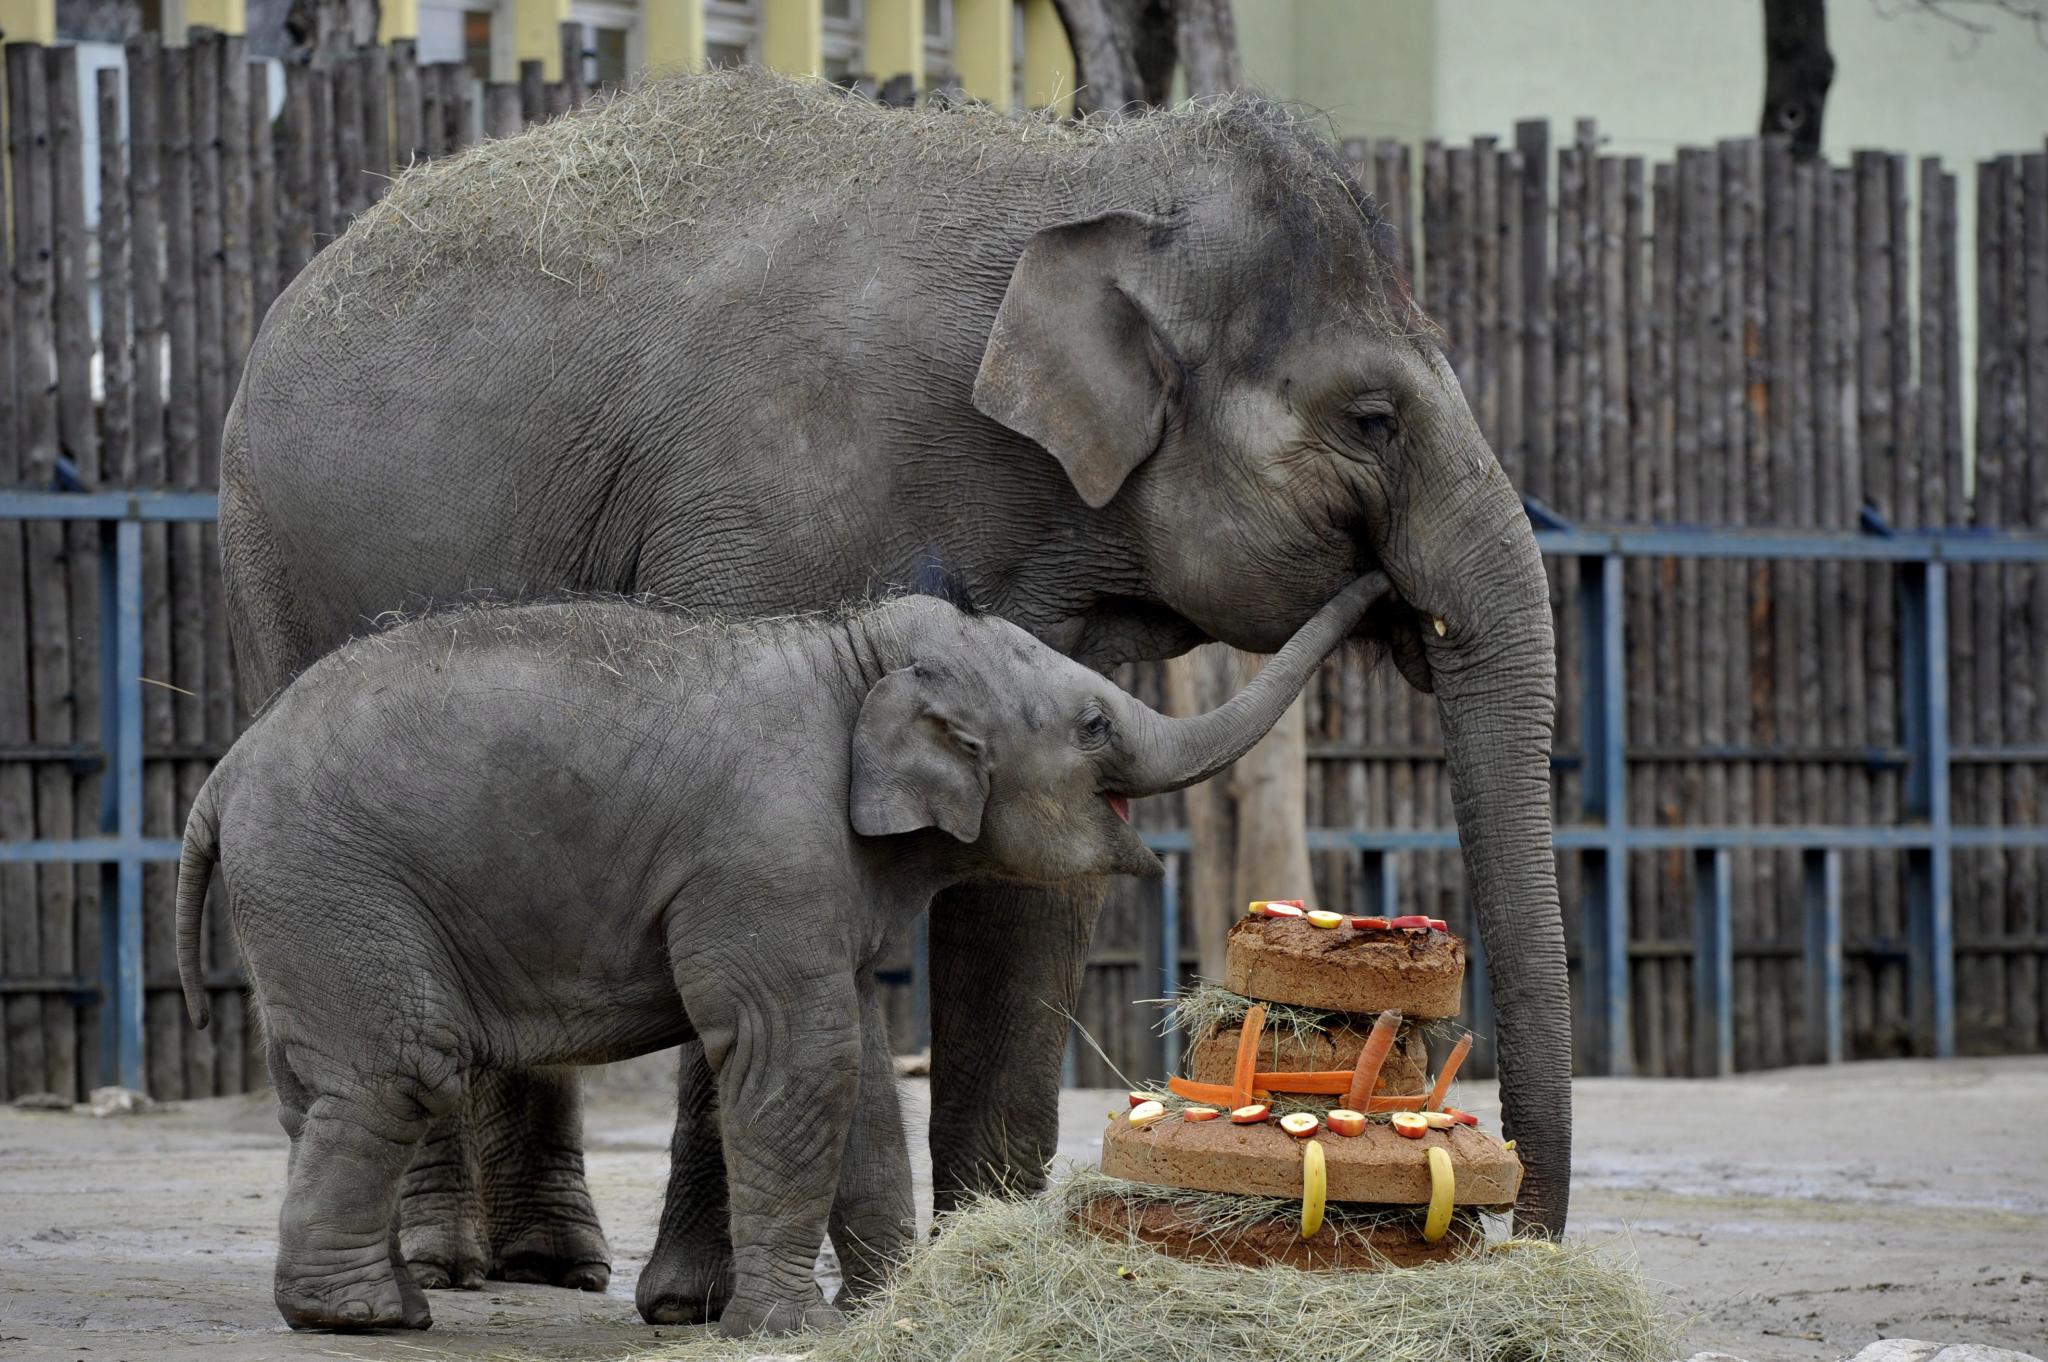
[1223,914,1466,1018]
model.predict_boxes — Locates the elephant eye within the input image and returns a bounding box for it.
[1341,396,1399,453]
[1076,706,1113,750]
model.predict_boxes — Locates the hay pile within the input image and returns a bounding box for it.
[300,66,1411,321]
[632,1167,1676,1362]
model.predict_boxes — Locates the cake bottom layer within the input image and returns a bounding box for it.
[1070,1194,1485,1271]
[1101,1111,1521,1207]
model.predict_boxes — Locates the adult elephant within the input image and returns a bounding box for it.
[221,70,1571,1317]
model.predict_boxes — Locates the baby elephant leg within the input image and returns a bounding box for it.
[269,1039,445,1331]
[636,1041,735,1325]
[680,957,863,1339]
[828,981,914,1310]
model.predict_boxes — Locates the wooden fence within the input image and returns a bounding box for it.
[0,36,2042,1098]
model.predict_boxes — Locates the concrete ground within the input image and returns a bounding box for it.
[0,1055,2043,1362]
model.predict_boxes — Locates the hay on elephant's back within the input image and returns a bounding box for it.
[634,1167,1676,1362]
[300,66,1410,322]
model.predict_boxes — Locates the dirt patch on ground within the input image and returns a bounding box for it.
[0,1055,2041,1361]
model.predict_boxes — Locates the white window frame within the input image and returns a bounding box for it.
[923,0,953,81]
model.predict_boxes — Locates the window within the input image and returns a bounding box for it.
[923,0,953,82]
[707,0,760,65]
[822,0,860,81]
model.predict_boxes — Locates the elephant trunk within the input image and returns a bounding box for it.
[1394,430,1572,1240]
[1115,572,1390,797]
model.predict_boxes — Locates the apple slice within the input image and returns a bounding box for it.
[1390,1111,1429,1139]
[1127,1100,1168,1129]
[1260,903,1305,920]
[1324,1108,1366,1137]
[1128,1090,1167,1108]
[1389,914,1431,929]
[1420,1110,1457,1129]
[1229,1103,1270,1125]
[1427,918,1449,931]
[1278,1112,1320,1139]
[1305,909,1345,929]
[1349,916,1392,930]
[1444,1107,1480,1127]
[1181,1105,1220,1122]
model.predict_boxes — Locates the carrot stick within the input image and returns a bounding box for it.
[1166,1074,1430,1107]
[1342,1008,1404,1111]
[1231,1003,1267,1110]
[1424,1033,1474,1111]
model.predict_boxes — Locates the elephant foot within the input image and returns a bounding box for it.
[715,1291,844,1339]
[276,1257,432,1333]
[400,1217,490,1291]
[635,1244,734,1325]
[488,1222,611,1292]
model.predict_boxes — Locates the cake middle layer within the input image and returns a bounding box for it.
[1187,1016,1431,1093]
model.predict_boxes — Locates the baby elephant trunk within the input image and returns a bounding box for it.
[1116,572,1391,797]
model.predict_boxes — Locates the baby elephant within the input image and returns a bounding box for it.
[176,573,1387,1335]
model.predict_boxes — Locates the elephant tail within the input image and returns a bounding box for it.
[176,771,226,1031]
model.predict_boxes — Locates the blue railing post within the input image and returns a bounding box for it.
[1801,847,1844,1064]
[1692,847,1734,1076]
[1577,552,1631,1076]
[97,517,147,1093]
[1899,561,1955,1058]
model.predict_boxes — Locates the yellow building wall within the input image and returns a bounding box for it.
[514,0,572,82]
[642,0,706,75]
[0,0,53,44]
[865,0,924,86]
[1020,0,1073,115]
[762,0,824,76]
[952,0,1012,109]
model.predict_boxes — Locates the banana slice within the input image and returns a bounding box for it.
[1422,1144,1455,1243]
[1300,1139,1327,1239]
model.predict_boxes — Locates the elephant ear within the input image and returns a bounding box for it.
[973,210,1182,509]
[849,666,991,843]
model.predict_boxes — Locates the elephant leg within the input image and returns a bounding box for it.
[635,1042,735,1325]
[396,1112,490,1290]
[268,1038,436,1332]
[925,881,1101,1217]
[828,979,913,1310]
[681,958,860,1339]
[472,1069,611,1291]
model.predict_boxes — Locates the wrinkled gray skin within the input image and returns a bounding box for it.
[175,579,1382,1335]
[220,75,1571,1318]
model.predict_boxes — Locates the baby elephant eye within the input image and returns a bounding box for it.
[1077,708,1113,748]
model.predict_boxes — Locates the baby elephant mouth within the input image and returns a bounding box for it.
[1104,794,1131,823]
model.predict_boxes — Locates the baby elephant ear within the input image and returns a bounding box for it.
[849,667,990,844]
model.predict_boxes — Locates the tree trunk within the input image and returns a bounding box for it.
[1760,0,1833,158]
[1174,0,1241,95]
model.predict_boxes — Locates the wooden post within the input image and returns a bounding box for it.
[518,57,545,126]
[362,44,390,192]
[560,21,588,107]
[279,61,314,280]
[248,60,278,319]
[8,42,70,1098]
[1514,119,1553,503]
[390,39,422,166]
[0,35,29,1096]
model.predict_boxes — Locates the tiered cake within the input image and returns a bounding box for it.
[1078,903,1522,1271]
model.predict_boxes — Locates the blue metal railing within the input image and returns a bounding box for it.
[5,488,2048,1090]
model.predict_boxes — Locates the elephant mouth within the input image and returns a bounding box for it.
[1104,794,1132,822]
